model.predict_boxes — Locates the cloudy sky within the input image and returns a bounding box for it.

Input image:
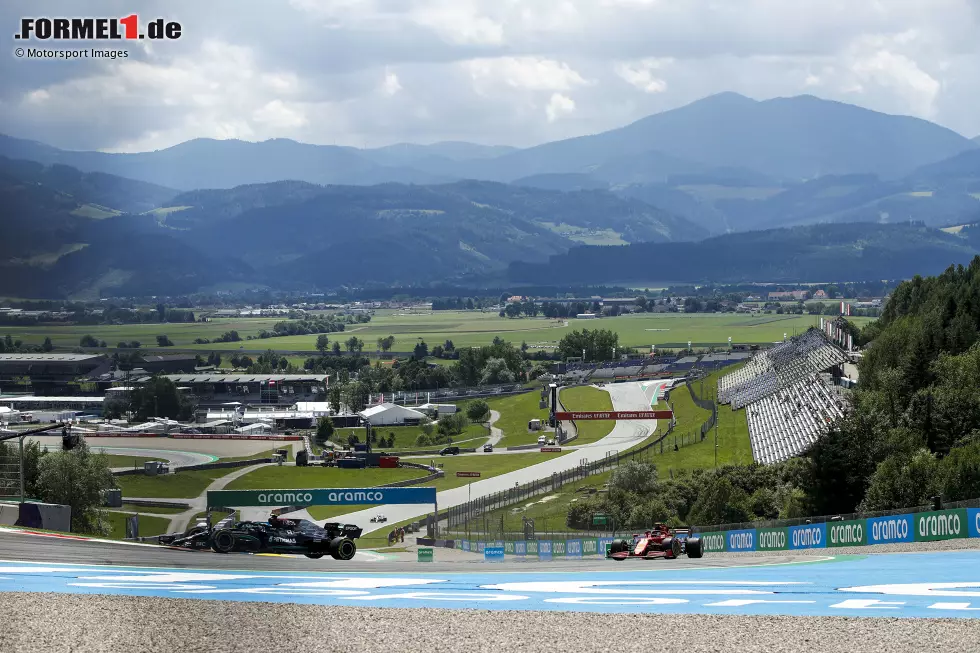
[2,0,980,152]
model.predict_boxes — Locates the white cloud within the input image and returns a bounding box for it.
[253,100,309,129]
[2,0,980,149]
[615,58,672,93]
[545,93,576,122]
[466,57,589,92]
[382,68,403,96]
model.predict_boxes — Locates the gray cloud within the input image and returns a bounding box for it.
[1,0,979,150]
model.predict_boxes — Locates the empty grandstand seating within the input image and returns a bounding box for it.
[556,352,747,385]
[717,329,850,464]
[746,374,848,464]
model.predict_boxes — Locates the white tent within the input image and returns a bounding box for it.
[235,422,272,434]
[359,402,427,426]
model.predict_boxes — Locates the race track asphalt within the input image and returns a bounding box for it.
[289,380,669,533]
[0,530,787,573]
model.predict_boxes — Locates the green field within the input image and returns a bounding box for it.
[120,503,188,515]
[477,392,551,448]
[224,465,428,491]
[105,511,172,539]
[334,423,489,451]
[104,455,158,469]
[455,367,751,535]
[559,386,616,446]
[306,450,570,520]
[115,468,232,499]
[0,310,874,353]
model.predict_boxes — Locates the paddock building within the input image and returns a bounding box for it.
[128,373,330,408]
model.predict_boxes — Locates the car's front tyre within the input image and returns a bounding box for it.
[210,529,236,554]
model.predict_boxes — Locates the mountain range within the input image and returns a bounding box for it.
[3,91,980,297]
[508,223,980,285]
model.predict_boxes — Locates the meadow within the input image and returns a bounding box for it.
[3,310,874,354]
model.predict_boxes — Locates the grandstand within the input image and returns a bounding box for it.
[717,328,850,464]
[558,352,748,385]
[746,374,848,464]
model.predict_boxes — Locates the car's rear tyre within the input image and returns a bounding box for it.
[661,536,681,558]
[210,529,235,554]
[329,537,357,560]
[686,537,704,559]
[305,552,325,559]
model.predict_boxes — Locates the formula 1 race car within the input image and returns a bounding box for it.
[159,516,363,560]
[606,524,703,560]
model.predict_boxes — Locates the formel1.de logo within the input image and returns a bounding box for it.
[15,16,182,41]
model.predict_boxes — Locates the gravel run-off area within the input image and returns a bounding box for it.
[2,592,979,653]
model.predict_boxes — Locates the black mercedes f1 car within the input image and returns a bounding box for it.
[159,516,363,560]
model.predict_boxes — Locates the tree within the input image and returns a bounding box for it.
[41,336,54,352]
[129,376,194,420]
[156,335,174,347]
[438,412,469,437]
[480,358,516,385]
[345,336,363,354]
[80,335,99,347]
[419,417,434,437]
[381,335,395,353]
[687,475,753,526]
[156,303,166,321]
[329,385,342,413]
[609,461,658,496]
[558,328,619,362]
[466,400,490,423]
[35,443,115,535]
[413,340,429,360]
[316,334,330,356]
[315,416,335,446]
[207,351,222,368]
[332,341,342,356]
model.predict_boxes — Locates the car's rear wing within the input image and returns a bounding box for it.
[323,522,363,539]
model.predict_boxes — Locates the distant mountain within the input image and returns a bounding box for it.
[4,92,975,195]
[0,158,706,295]
[457,93,976,183]
[907,149,980,192]
[512,172,607,192]
[0,159,248,298]
[0,134,456,191]
[509,223,980,285]
[179,180,706,287]
[0,155,177,214]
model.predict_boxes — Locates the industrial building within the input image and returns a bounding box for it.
[0,353,110,394]
[127,373,330,408]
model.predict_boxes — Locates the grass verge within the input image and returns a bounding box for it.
[560,386,616,445]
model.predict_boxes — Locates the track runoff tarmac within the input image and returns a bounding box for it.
[2,533,980,652]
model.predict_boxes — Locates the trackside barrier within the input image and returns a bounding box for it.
[171,434,303,441]
[448,505,980,558]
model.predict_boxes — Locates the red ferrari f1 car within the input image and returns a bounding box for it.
[606,524,704,560]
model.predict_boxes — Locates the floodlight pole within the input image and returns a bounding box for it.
[19,435,24,503]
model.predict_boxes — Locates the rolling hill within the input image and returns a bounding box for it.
[0,158,705,295]
[508,223,980,285]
